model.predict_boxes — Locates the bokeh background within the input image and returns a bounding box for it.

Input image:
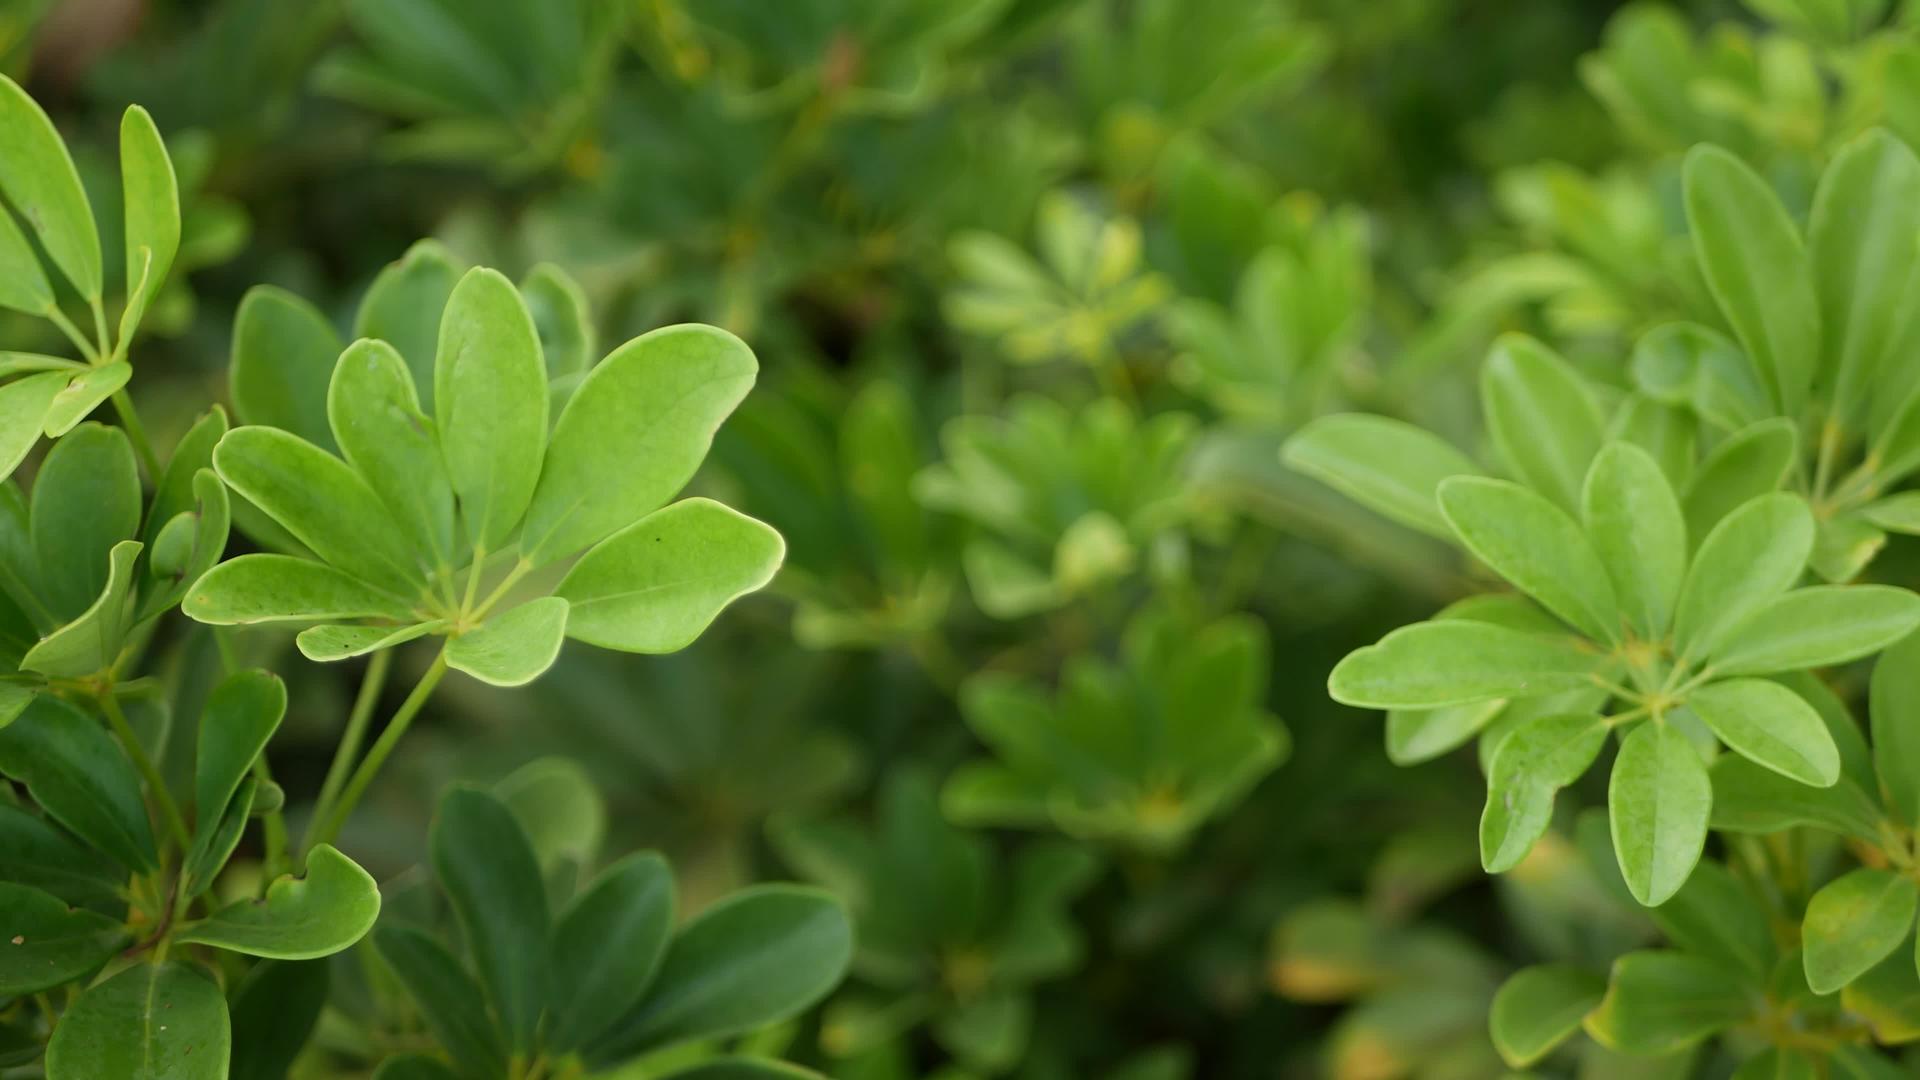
[14,0,1908,1075]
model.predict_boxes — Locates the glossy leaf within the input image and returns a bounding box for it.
[295,620,443,662]
[0,74,99,298]
[1687,678,1838,787]
[118,104,179,332]
[430,786,549,1051]
[45,964,228,1080]
[177,844,380,959]
[184,553,414,625]
[41,361,130,437]
[548,852,676,1050]
[329,338,456,568]
[1672,493,1813,660]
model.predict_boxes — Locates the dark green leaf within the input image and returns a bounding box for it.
[548,852,676,1050]
[0,694,155,872]
[44,964,228,1080]
[0,882,130,994]
[430,786,549,1052]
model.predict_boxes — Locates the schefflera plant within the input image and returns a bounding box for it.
[182,263,785,852]
[1291,352,1920,903]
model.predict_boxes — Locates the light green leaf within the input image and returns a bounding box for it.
[1582,442,1686,640]
[548,852,676,1051]
[0,370,64,480]
[1810,130,1920,427]
[1480,333,1605,510]
[1683,144,1820,414]
[1583,951,1752,1056]
[1682,418,1797,544]
[1871,630,1920,826]
[329,338,456,567]
[119,104,179,334]
[0,195,52,315]
[45,964,228,1080]
[1710,585,1920,675]
[556,498,784,654]
[21,540,141,678]
[1672,493,1813,659]
[1490,964,1606,1068]
[1280,414,1480,538]
[521,324,757,564]
[0,882,130,994]
[41,361,130,437]
[229,285,342,449]
[0,74,99,299]
[1802,868,1918,995]
[1438,476,1618,641]
[1386,700,1505,765]
[0,695,156,872]
[1609,722,1711,906]
[32,422,139,620]
[177,844,380,959]
[1481,713,1609,872]
[295,620,444,662]
[1687,678,1838,787]
[446,595,568,686]
[431,786,550,1052]
[1709,753,1884,841]
[1861,492,1920,534]
[213,426,428,595]
[1330,620,1604,709]
[522,262,594,378]
[137,469,230,621]
[184,553,413,625]
[1630,322,1769,433]
[355,238,460,404]
[1811,512,1886,584]
[434,266,547,551]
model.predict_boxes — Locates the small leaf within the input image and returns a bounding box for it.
[588,884,852,1061]
[0,882,130,994]
[1687,679,1839,787]
[548,852,676,1051]
[1583,951,1752,1056]
[1609,722,1711,906]
[434,266,547,551]
[1385,700,1504,765]
[1682,421,1797,550]
[1874,630,1920,827]
[1280,414,1480,538]
[1672,493,1813,660]
[41,361,130,437]
[1651,860,1776,981]
[0,695,155,872]
[193,670,285,835]
[373,926,507,1080]
[228,961,329,1080]
[1709,585,1920,675]
[1862,492,1920,534]
[295,620,443,662]
[137,469,231,622]
[183,553,414,626]
[1490,964,1605,1068]
[31,422,139,621]
[46,966,228,1080]
[1582,442,1686,639]
[0,371,64,480]
[229,286,342,449]
[522,262,594,378]
[1438,476,1618,641]
[329,338,457,568]
[21,540,141,678]
[177,844,380,959]
[556,498,784,654]
[1802,869,1918,994]
[1329,620,1604,709]
[0,74,100,298]
[1683,144,1820,414]
[1481,713,1609,872]
[1480,333,1605,510]
[446,596,568,687]
[354,238,460,405]
[431,786,550,1052]
[182,775,253,898]
[521,325,757,564]
[119,104,180,333]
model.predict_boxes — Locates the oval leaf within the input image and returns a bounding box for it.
[1711,585,1920,676]
[1330,619,1604,709]
[434,266,547,551]
[431,786,550,1052]
[176,844,380,959]
[1802,868,1919,995]
[549,852,677,1051]
[1438,476,1619,641]
[183,553,413,626]
[1687,678,1839,787]
[45,963,228,1080]
[1490,964,1606,1068]
[0,74,100,299]
[0,882,130,994]
[1672,493,1813,660]
[1480,333,1605,511]
[1609,721,1711,906]
[1582,442,1686,640]
[1280,413,1481,538]
[446,595,568,687]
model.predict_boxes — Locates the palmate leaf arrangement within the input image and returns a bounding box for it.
[1288,125,1920,1073]
[0,79,857,1078]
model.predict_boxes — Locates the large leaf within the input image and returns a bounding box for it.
[430,786,550,1052]
[548,852,677,1050]
[522,324,757,564]
[192,669,285,833]
[31,422,139,620]
[1490,964,1606,1068]
[0,694,155,872]
[1481,712,1609,872]
[1480,333,1605,510]
[1672,493,1813,660]
[1808,129,1920,428]
[45,964,228,1080]
[445,595,568,686]
[183,553,415,626]
[118,104,179,333]
[1686,678,1839,787]
[1709,585,1920,677]
[1584,952,1752,1056]
[1280,413,1480,538]
[0,882,130,994]
[1609,721,1711,906]
[1439,475,1618,641]
[433,266,547,551]
[329,338,456,568]
[21,539,141,678]
[0,74,99,298]
[373,925,506,1080]
[556,498,784,653]
[1583,441,1686,639]
[228,961,330,1080]
[229,286,342,449]
[1680,418,1796,543]
[1802,868,1918,995]
[177,844,380,959]
[1329,620,1605,709]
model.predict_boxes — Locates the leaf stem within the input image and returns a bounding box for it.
[109,390,162,478]
[88,294,111,359]
[306,650,449,855]
[300,647,395,860]
[43,304,100,363]
[98,689,190,852]
[472,558,534,621]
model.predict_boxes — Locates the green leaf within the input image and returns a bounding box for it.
[1609,721,1711,906]
[1709,753,1884,841]
[182,775,253,899]
[1480,333,1605,511]
[494,756,605,880]
[1280,414,1480,538]
[1385,700,1505,765]
[555,498,784,654]
[431,786,549,1052]
[214,426,429,596]
[1802,868,1919,994]
[1583,951,1752,1056]
[21,539,141,678]
[0,695,155,872]
[372,1058,461,1080]
[590,884,852,1062]
[522,261,594,378]
[1686,679,1839,787]
[0,882,130,994]
[45,963,228,1080]
[1681,420,1797,546]
[295,620,444,662]
[1438,476,1618,641]
[521,325,757,564]
[1808,129,1920,428]
[1481,713,1609,872]
[1630,322,1769,433]
[1683,144,1820,414]
[138,469,230,621]
[548,852,676,1051]
[1329,619,1604,709]
[118,104,179,333]
[354,238,460,405]
[0,803,126,908]
[434,266,547,551]
[329,338,456,568]
[32,422,139,620]
[1582,442,1686,639]
[42,361,130,437]
[229,285,342,449]
[228,961,330,1080]
[446,595,568,686]
[0,371,65,480]
[1862,492,1920,534]
[372,925,507,1080]
[192,669,285,833]
[1490,964,1605,1068]
[1672,493,1813,659]
[183,553,414,626]
[1874,630,1920,826]
[0,191,53,315]
[177,844,380,959]
[0,74,100,299]
[1650,859,1776,980]
[660,1062,826,1080]
[1709,585,1920,675]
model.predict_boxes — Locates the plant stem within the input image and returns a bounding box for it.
[44,305,100,363]
[98,690,190,851]
[110,390,162,478]
[252,755,289,885]
[88,295,111,358]
[301,648,394,857]
[306,650,449,854]
[472,558,534,621]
